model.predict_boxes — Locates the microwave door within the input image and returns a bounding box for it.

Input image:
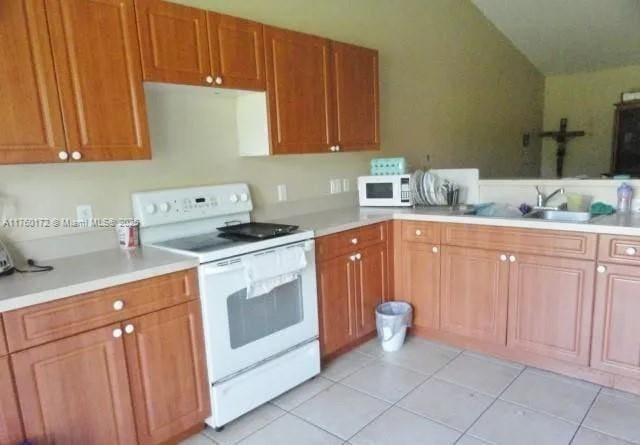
[366,182,394,200]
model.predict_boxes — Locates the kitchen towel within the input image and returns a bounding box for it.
[242,246,307,299]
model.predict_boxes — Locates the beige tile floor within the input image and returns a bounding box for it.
[182,336,640,445]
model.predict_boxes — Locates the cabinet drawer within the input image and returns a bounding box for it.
[443,224,596,260]
[317,223,386,261]
[402,221,440,244]
[3,269,198,352]
[0,319,6,357]
[598,235,640,265]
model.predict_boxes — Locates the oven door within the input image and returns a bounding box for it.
[198,240,318,383]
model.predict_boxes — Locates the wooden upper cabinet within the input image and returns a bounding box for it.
[332,42,379,151]
[355,243,388,336]
[208,13,265,90]
[507,254,595,365]
[13,324,138,445]
[124,301,210,445]
[264,26,335,154]
[0,0,66,164]
[135,0,211,86]
[0,356,24,445]
[591,263,640,380]
[440,246,509,345]
[317,254,357,357]
[46,0,150,162]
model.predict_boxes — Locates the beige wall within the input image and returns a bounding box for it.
[0,0,543,244]
[541,64,640,178]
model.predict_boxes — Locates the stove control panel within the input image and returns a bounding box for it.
[132,183,252,227]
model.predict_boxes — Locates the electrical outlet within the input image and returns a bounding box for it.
[277,184,288,202]
[329,179,342,194]
[76,204,93,226]
[342,178,350,192]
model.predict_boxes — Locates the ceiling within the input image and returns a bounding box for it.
[470,0,640,76]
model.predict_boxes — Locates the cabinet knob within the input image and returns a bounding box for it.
[509,255,516,263]
[355,253,362,260]
[349,255,356,262]
[415,229,422,236]
[215,76,223,85]
[499,254,507,262]
[351,238,358,245]
[432,246,439,253]
[124,324,135,334]
[597,265,607,274]
[625,247,637,256]
[112,300,125,311]
[336,145,341,152]
[205,75,214,84]
[58,151,69,161]
[330,146,337,152]
[112,328,123,338]
[71,151,82,161]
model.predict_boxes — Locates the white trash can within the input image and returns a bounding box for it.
[376,301,413,352]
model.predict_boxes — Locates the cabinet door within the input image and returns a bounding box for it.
[208,13,265,90]
[332,42,379,151]
[317,254,357,357]
[264,26,335,154]
[0,356,23,445]
[507,254,595,365]
[0,0,66,164]
[356,243,388,336]
[440,246,509,345]
[591,263,640,379]
[12,325,137,445]
[124,301,210,445]
[400,242,440,329]
[46,0,150,161]
[135,0,211,86]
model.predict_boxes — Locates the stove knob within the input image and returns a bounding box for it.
[239,192,249,202]
[145,203,157,214]
[229,194,239,203]
[159,202,171,213]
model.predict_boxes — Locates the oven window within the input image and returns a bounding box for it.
[227,276,304,349]
[366,182,393,199]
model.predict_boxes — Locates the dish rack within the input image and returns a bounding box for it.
[411,170,460,206]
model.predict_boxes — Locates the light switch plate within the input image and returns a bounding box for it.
[76,204,93,226]
[277,184,288,202]
[342,178,350,192]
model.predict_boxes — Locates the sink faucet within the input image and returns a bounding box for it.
[534,186,566,210]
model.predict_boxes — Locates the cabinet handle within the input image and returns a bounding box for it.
[112,328,123,338]
[351,238,358,245]
[349,254,356,262]
[205,75,214,84]
[124,324,135,334]
[356,253,362,260]
[71,151,82,161]
[499,254,507,262]
[509,255,516,263]
[597,265,607,274]
[625,247,637,256]
[58,151,69,161]
[112,300,125,311]
[415,229,422,236]
[215,76,223,85]
[432,246,439,253]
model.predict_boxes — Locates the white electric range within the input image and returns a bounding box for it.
[132,184,320,428]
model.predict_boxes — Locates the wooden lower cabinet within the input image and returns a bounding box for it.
[399,242,440,329]
[317,253,357,357]
[507,254,595,365]
[0,356,23,445]
[125,301,210,445]
[440,246,509,345]
[355,243,388,336]
[591,263,640,379]
[13,324,138,445]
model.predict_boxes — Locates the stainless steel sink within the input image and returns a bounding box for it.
[523,209,592,223]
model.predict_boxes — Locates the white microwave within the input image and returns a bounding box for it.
[358,174,413,207]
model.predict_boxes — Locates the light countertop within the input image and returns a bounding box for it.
[0,246,198,312]
[274,206,640,238]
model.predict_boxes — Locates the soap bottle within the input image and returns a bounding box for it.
[617,182,633,213]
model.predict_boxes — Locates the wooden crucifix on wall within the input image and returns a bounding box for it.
[539,118,586,178]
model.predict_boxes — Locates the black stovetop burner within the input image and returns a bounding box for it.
[216,222,299,240]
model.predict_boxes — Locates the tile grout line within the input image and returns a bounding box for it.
[341,345,466,442]
[451,365,528,444]
[568,386,602,444]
